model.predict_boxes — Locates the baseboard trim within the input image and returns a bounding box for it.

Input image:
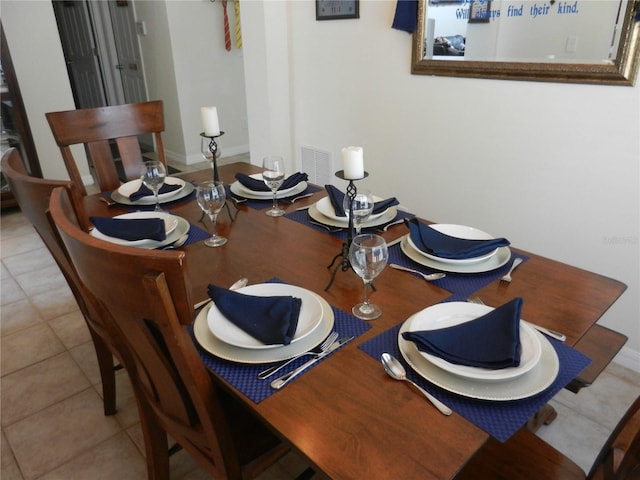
[614,345,640,372]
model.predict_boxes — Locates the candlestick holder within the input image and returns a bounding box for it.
[200,132,236,221]
[324,170,368,291]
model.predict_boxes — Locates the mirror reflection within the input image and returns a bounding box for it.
[425,0,626,63]
[412,0,640,85]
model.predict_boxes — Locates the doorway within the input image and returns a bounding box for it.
[52,0,148,109]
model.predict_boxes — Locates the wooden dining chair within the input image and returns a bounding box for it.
[455,394,640,480]
[1,147,121,415]
[49,185,291,480]
[46,100,167,196]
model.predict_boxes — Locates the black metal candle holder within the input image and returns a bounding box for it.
[199,131,235,221]
[325,170,368,291]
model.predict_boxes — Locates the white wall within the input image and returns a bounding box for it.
[1,0,90,182]
[244,0,640,367]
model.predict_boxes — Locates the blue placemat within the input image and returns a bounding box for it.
[388,242,529,302]
[190,282,372,403]
[359,323,590,442]
[181,223,211,247]
[227,184,323,210]
[285,208,416,241]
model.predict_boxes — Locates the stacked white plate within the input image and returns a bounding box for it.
[308,196,398,229]
[193,283,335,363]
[229,173,308,200]
[400,224,511,273]
[110,177,195,206]
[397,302,559,401]
[90,211,189,250]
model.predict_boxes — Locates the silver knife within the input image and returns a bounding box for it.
[270,336,355,389]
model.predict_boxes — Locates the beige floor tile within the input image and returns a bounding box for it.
[4,389,121,480]
[1,352,91,426]
[1,277,26,306]
[48,309,91,349]
[29,285,79,321]
[2,247,56,277]
[1,323,65,376]
[0,298,44,336]
[109,371,141,429]
[68,340,103,386]
[14,265,67,298]
[1,262,11,279]
[0,231,45,258]
[37,431,146,480]
[1,429,24,480]
[0,214,36,239]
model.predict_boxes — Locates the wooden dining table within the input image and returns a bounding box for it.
[82,161,627,479]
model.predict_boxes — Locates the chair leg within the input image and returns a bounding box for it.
[90,332,118,416]
[295,467,316,480]
[137,401,171,480]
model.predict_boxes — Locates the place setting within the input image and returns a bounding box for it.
[386,217,529,301]
[227,155,322,210]
[107,159,195,208]
[190,278,372,403]
[359,297,591,442]
[88,160,210,249]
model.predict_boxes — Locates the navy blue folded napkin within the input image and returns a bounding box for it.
[324,185,399,218]
[129,182,181,201]
[207,284,302,345]
[235,172,308,192]
[402,298,523,369]
[90,216,166,241]
[392,0,418,33]
[407,218,510,260]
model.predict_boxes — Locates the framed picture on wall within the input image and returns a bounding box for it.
[316,0,359,21]
[468,0,491,23]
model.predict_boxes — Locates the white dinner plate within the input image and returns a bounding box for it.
[230,175,308,200]
[407,302,542,382]
[315,195,388,222]
[116,177,186,204]
[207,284,324,349]
[111,179,195,206]
[400,235,511,274]
[90,211,180,248]
[408,224,499,265]
[398,319,559,401]
[193,293,335,364]
[308,203,398,229]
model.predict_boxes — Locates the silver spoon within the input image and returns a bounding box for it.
[381,353,452,416]
[501,257,523,282]
[389,264,446,282]
[193,277,248,310]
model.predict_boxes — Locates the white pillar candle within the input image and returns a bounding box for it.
[200,106,220,136]
[342,146,364,179]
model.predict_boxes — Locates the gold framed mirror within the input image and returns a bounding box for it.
[411,0,640,85]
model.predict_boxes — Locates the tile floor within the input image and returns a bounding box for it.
[1,158,639,479]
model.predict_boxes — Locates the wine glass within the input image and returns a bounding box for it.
[262,155,285,217]
[343,189,374,234]
[196,181,228,247]
[140,160,166,212]
[349,234,388,320]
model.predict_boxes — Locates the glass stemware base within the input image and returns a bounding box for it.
[352,300,382,321]
[265,205,285,217]
[204,235,227,247]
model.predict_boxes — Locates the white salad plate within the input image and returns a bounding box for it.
[398,319,559,401]
[194,292,335,364]
[408,224,499,265]
[207,284,324,349]
[230,173,307,200]
[90,211,184,249]
[407,302,542,382]
[308,203,398,229]
[315,195,388,222]
[400,235,511,274]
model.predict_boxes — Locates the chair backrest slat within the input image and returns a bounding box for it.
[46,100,166,195]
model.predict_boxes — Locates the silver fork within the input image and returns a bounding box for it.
[501,257,523,282]
[257,331,338,379]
